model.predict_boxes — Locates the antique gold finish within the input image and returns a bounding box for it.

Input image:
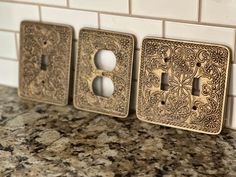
[73,28,135,118]
[137,38,230,134]
[18,21,73,106]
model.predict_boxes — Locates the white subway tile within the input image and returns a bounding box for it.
[201,0,236,26]
[9,0,67,6]
[69,0,129,13]
[165,22,235,62]
[0,59,18,87]
[41,7,98,39]
[132,0,198,21]
[229,64,236,96]
[225,96,236,130]
[0,31,17,59]
[100,14,162,48]
[0,2,39,31]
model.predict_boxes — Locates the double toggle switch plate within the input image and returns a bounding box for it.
[137,38,230,134]
[19,21,73,105]
[73,28,135,118]
[18,21,231,134]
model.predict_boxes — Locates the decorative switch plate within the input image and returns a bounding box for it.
[137,38,230,134]
[74,28,135,118]
[19,21,73,106]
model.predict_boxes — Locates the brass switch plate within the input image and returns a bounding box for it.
[74,28,135,118]
[19,21,73,105]
[137,38,230,134]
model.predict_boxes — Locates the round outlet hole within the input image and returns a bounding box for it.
[94,50,116,71]
[92,76,114,97]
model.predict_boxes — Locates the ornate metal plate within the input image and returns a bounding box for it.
[73,28,135,118]
[19,21,73,105]
[137,38,230,134]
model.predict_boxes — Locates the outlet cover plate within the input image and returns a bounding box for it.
[19,21,73,105]
[74,28,135,118]
[137,38,230,134]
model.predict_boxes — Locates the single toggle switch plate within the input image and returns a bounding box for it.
[73,28,135,118]
[18,21,73,105]
[137,38,230,134]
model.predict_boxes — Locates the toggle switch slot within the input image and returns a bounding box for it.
[160,73,169,91]
[192,77,201,96]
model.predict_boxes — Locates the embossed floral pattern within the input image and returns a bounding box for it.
[19,21,72,105]
[74,28,135,118]
[137,38,230,134]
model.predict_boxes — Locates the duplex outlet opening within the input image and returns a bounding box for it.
[94,50,116,71]
[92,76,114,97]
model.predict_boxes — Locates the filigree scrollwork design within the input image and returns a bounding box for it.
[73,28,135,118]
[19,21,73,105]
[137,38,230,134]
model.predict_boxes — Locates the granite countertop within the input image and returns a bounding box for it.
[0,85,236,177]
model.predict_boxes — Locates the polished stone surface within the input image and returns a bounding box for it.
[0,85,236,177]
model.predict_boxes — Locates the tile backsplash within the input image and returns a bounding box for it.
[0,0,235,129]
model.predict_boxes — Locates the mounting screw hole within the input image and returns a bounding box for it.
[164,58,169,63]
[196,62,201,67]
[44,41,47,45]
[42,80,45,84]
[161,101,165,105]
[192,106,197,110]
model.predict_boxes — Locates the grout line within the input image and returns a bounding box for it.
[14,32,19,60]
[228,94,236,97]
[129,0,132,15]
[162,20,165,38]
[98,12,101,29]
[0,29,18,33]
[38,5,42,21]
[0,57,18,62]
[234,30,236,64]
[2,0,236,29]
[198,0,202,22]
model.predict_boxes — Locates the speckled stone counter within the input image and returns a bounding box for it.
[0,85,236,177]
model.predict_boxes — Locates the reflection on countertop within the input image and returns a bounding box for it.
[0,85,236,177]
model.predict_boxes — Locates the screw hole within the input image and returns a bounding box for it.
[161,101,165,105]
[164,58,169,63]
[192,106,197,110]
[42,80,45,84]
[44,41,47,45]
[196,62,201,67]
